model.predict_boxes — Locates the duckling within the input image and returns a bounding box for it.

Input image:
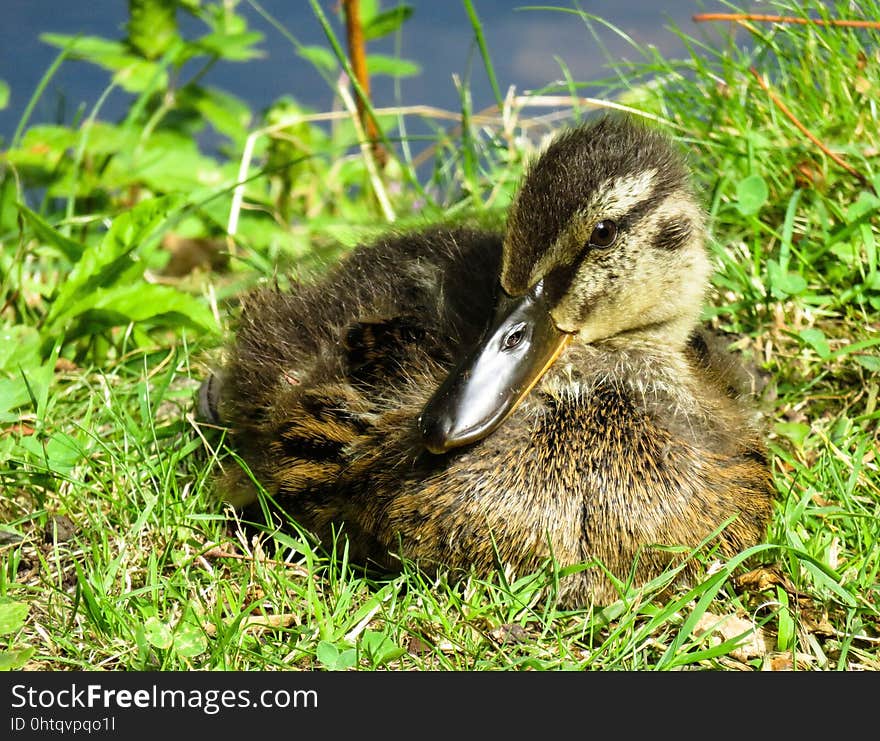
[201,115,774,606]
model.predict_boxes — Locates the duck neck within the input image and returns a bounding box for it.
[590,313,697,355]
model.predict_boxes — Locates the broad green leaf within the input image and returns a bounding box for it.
[0,598,29,635]
[774,421,811,447]
[115,137,226,193]
[18,432,85,476]
[366,54,421,78]
[360,630,404,665]
[735,174,768,216]
[829,241,863,268]
[0,647,35,671]
[316,641,356,670]
[195,31,264,62]
[46,194,184,328]
[40,33,132,68]
[127,0,180,59]
[112,58,170,92]
[5,125,77,171]
[203,5,247,35]
[0,382,30,421]
[173,623,208,658]
[0,325,42,375]
[616,80,658,111]
[799,328,831,359]
[336,648,357,669]
[316,640,339,668]
[72,121,139,158]
[178,86,251,144]
[90,283,217,331]
[358,0,381,24]
[0,438,15,470]
[55,282,219,337]
[767,259,807,298]
[227,213,305,256]
[298,45,338,75]
[0,80,8,110]
[364,6,414,40]
[844,190,880,223]
[741,129,775,151]
[0,357,54,421]
[18,205,85,262]
[39,34,168,93]
[0,377,34,421]
[144,617,173,650]
[854,354,880,372]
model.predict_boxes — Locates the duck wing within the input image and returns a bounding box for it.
[200,226,503,512]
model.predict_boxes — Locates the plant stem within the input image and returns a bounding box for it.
[463,0,503,108]
[749,67,870,189]
[342,0,387,167]
[693,13,880,29]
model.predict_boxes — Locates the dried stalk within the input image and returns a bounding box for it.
[749,67,869,187]
[227,96,683,238]
[694,13,880,30]
[342,0,387,167]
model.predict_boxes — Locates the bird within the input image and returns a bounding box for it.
[199,114,775,607]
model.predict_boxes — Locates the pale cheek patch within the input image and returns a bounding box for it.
[550,239,638,333]
[549,207,711,339]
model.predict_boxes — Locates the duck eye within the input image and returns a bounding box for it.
[588,220,618,248]
[502,323,527,351]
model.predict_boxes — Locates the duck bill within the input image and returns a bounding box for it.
[419,284,571,454]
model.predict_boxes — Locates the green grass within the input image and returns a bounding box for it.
[0,0,878,671]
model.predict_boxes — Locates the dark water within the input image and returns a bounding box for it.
[0,1,746,142]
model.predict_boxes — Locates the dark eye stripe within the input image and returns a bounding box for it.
[653,217,692,250]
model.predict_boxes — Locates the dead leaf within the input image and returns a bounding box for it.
[490,623,529,645]
[0,530,24,546]
[204,612,298,637]
[406,634,432,655]
[734,566,797,594]
[801,609,835,637]
[160,234,229,277]
[202,544,311,578]
[54,358,78,373]
[827,537,841,570]
[793,160,825,190]
[693,612,770,662]
[2,423,35,437]
[44,515,77,544]
[763,653,794,671]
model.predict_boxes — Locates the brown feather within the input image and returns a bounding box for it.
[201,115,775,606]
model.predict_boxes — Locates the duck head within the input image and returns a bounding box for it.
[419,115,711,454]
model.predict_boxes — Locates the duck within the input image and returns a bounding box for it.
[199,114,775,606]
